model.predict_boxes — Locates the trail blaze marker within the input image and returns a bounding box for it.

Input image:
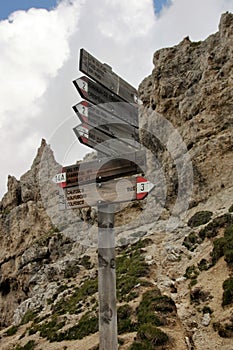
[136,176,155,200]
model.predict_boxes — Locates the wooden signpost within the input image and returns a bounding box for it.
[73,101,139,147]
[58,176,154,209]
[79,48,138,103]
[73,123,137,156]
[54,49,155,350]
[73,76,138,127]
[59,150,146,188]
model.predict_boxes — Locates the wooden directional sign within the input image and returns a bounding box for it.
[73,101,139,148]
[58,150,146,188]
[63,176,154,209]
[73,123,136,156]
[73,76,138,127]
[79,48,138,104]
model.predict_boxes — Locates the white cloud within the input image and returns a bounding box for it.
[0,0,232,198]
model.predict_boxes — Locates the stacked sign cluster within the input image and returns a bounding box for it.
[53,49,154,209]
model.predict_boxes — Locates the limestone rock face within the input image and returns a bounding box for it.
[0,12,233,350]
[139,12,233,206]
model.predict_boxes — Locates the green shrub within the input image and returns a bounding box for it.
[21,309,39,325]
[64,262,80,279]
[5,325,18,336]
[57,312,98,341]
[215,321,233,338]
[183,232,201,251]
[137,289,175,327]
[184,265,199,280]
[79,255,92,269]
[52,278,98,315]
[198,259,209,271]
[15,340,35,350]
[117,304,137,334]
[202,306,213,314]
[199,214,233,240]
[225,249,233,265]
[222,278,233,307]
[188,211,213,228]
[190,287,209,303]
[228,204,233,213]
[116,243,149,302]
[129,342,148,350]
[210,224,233,266]
[29,316,65,342]
[211,237,225,265]
[137,323,169,346]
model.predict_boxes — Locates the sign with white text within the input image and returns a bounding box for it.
[79,48,138,103]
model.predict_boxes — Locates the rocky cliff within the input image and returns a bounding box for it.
[0,12,232,350]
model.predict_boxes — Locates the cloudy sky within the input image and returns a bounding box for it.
[0,0,232,199]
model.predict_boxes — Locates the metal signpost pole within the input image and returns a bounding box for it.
[98,204,118,350]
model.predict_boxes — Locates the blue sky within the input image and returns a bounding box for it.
[0,0,170,20]
[153,0,171,14]
[0,0,59,20]
[0,0,232,199]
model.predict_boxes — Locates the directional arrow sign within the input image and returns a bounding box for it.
[73,101,140,148]
[62,176,154,209]
[136,176,155,200]
[73,76,138,127]
[57,150,146,188]
[79,48,138,104]
[73,123,135,156]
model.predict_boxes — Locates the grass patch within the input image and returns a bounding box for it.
[202,305,213,314]
[183,232,201,251]
[116,240,150,302]
[52,278,98,315]
[222,278,233,307]
[14,340,35,350]
[55,312,98,341]
[127,287,173,349]
[199,214,233,241]
[190,287,209,304]
[79,255,93,269]
[213,320,233,338]
[188,211,213,228]
[117,304,137,334]
[130,324,169,349]
[64,262,80,279]
[28,316,65,341]
[5,325,18,336]
[184,265,199,281]
[211,224,233,266]
[21,309,39,325]
[198,258,209,271]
